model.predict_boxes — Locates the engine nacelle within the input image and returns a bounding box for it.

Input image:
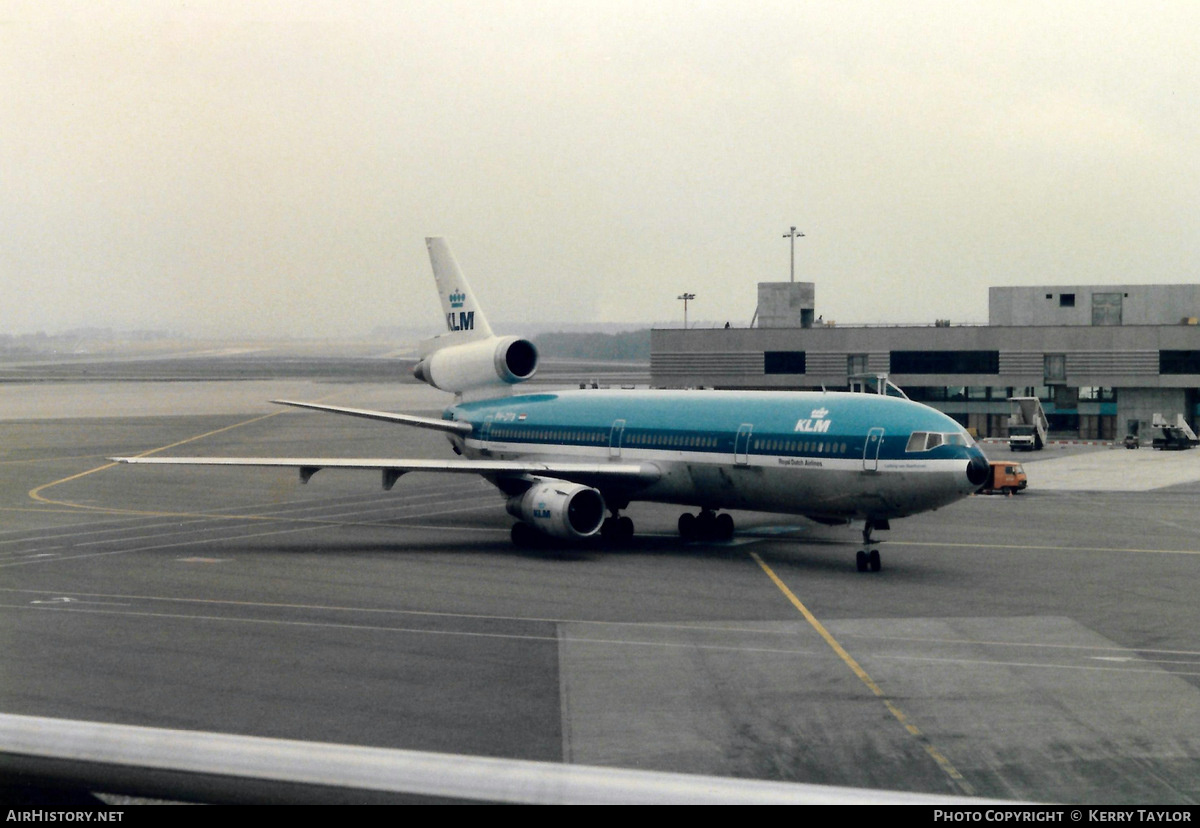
[412,335,538,395]
[506,481,606,540]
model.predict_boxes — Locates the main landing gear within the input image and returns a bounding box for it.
[678,510,735,542]
[601,513,635,543]
[855,519,888,573]
[511,521,540,547]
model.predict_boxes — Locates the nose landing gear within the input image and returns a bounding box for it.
[855,548,881,573]
[855,519,887,572]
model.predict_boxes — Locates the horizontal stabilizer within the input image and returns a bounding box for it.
[271,400,473,435]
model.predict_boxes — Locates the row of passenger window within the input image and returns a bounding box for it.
[486,426,850,456]
[491,427,606,443]
[489,427,720,448]
[753,438,850,455]
[627,433,720,448]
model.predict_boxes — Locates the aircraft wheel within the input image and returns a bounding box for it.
[601,518,617,540]
[678,512,696,540]
[714,513,734,540]
[511,522,538,548]
[617,516,635,541]
[856,550,868,572]
[868,548,881,572]
[697,510,717,538]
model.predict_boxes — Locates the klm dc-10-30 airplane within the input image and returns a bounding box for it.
[115,238,990,572]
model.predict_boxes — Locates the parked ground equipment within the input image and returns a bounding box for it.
[1150,413,1199,451]
[1007,397,1048,451]
[980,461,1027,495]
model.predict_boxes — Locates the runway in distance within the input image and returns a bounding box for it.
[116,237,991,571]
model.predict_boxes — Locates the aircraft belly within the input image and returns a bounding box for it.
[867,470,971,517]
[638,462,859,515]
[468,446,973,522]
[639,460,969,520]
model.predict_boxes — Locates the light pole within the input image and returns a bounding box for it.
[677,292,695,329]
[782,226,804,283]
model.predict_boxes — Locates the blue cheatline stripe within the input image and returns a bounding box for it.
[482,424,862,459]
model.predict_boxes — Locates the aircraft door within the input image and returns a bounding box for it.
[609,419,626,458]
[735,424,753,465]
[480,415,493,453]
[863,427,884,471]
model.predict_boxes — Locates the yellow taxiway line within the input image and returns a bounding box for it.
[28,409,287,510]
[750,551,975,797]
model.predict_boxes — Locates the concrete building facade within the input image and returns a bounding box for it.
[756,282,815,328]
[989,285,1200,327]
[652,285,1200,440]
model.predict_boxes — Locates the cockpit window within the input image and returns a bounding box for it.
[905,431,970,452]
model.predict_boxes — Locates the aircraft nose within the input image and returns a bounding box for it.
[966,453,990,488]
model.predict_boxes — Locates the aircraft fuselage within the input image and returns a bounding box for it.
[447,388,989,524]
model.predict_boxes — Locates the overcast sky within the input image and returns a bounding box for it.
[3,1,1198,337]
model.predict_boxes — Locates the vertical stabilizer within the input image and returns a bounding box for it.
[425,237,494,346]
[413,237,540,399]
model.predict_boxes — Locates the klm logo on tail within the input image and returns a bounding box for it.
[447,311,475,331]
[447,287,474,331]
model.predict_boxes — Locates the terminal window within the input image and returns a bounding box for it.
[1044,354,1066,383]
[1160,350,1200,375]
[1060,293,1076,307]
[889,350,1000,375]
[764,351,806,374]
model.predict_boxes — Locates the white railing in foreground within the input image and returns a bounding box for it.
[0,712,1008,805]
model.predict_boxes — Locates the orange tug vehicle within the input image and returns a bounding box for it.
[980,460,1027,495]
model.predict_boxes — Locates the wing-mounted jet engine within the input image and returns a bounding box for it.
[506,481,607,544]
[412,237,539,400]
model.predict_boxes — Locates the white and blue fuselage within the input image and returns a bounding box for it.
[447,388,989,524]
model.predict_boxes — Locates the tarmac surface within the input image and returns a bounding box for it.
[3,375,1200,804]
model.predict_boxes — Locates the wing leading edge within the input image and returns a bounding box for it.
[112,399,658,491]
[110,455,661,491]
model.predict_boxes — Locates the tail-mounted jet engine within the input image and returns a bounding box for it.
[506,481,606,540]
[412,336,538,396]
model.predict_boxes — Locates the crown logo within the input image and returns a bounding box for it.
[449,290,466,309]
[811,407,829,419]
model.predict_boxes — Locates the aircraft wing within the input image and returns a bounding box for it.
[110,455,661,489]
[271,399,474,435]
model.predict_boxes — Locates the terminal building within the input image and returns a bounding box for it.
[651,284,1200,441]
